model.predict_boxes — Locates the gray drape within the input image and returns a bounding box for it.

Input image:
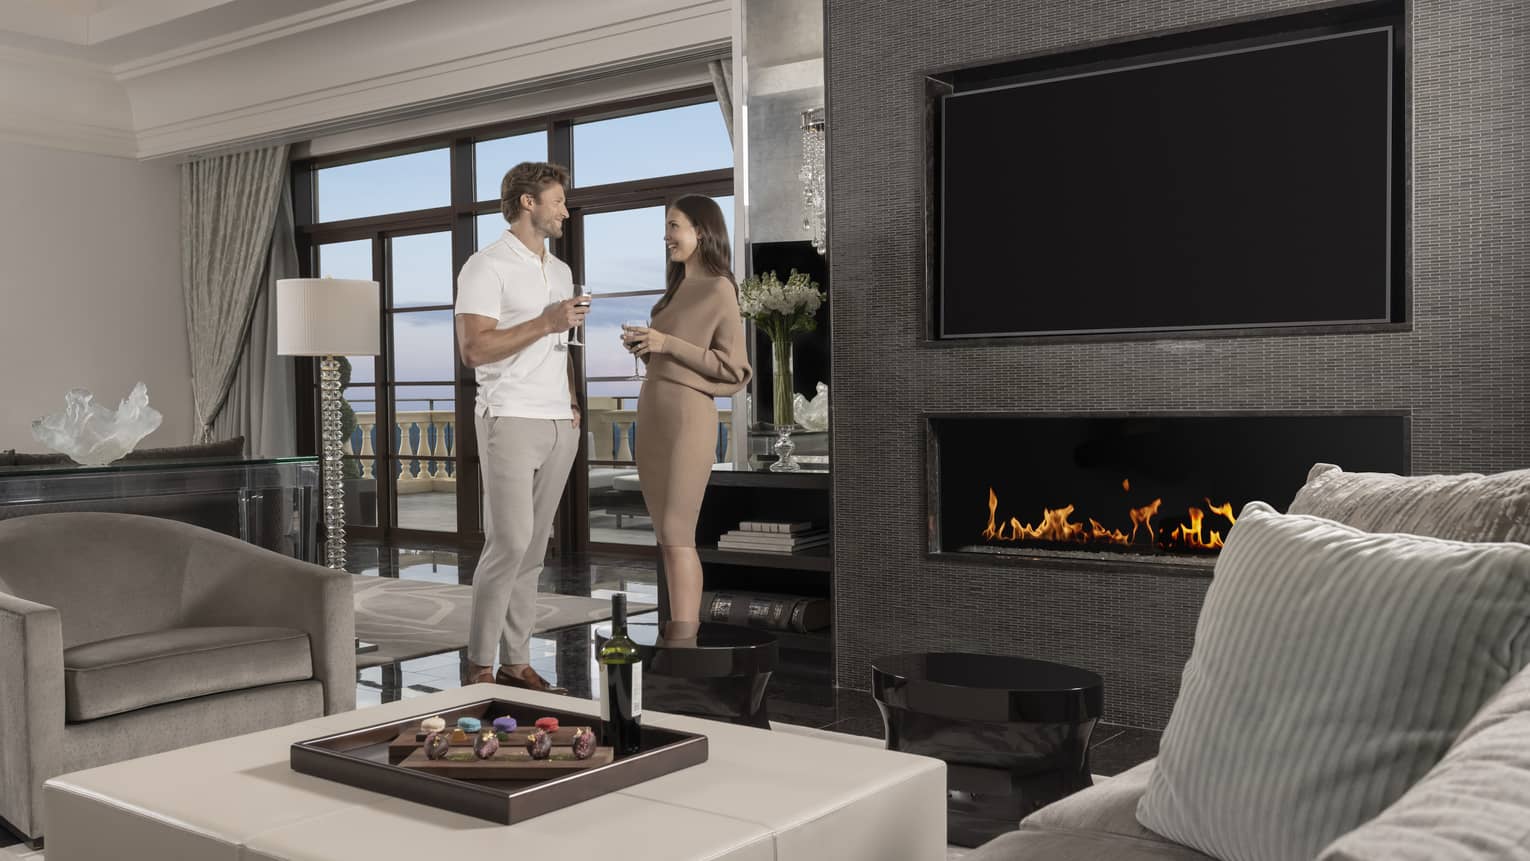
[181,144,290,442]
[212,182,298,457]
[709,58,734,141]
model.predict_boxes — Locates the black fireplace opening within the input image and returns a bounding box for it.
[929,413,1409,561]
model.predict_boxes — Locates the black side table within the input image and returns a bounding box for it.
[593,621,779,729]
[871,652,1104,848]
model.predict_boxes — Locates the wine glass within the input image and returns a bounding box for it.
[621,319,649,380]
[566,283,589,347]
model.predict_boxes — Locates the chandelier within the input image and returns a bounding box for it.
[799,107,826,254]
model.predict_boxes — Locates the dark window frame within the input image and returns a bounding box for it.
[292,85,733,553]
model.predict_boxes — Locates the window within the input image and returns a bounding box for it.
[294,90,734,550]
[316,149,449,222]
[573,103,733,187]
[475,131,550,203]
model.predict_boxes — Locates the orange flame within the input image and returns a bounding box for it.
[981,485,1237,553]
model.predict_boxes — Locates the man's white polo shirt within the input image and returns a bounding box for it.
[454,230,574,419]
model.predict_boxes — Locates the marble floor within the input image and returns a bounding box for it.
[342,538,1161,771]
[0,538,1160,855]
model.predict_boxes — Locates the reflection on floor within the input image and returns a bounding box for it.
[346,538,1160,774]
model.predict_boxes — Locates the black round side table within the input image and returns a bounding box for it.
[593,621,779,729]
[871,652,1104,848]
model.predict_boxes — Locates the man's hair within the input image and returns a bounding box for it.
[500,162,570,222]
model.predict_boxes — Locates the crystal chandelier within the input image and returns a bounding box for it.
[799,107,827,254]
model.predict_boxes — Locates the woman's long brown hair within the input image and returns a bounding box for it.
[652,195,736,316]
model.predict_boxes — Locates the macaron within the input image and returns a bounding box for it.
[534,716,559,732]
[492,716,518,733]
[457,717,482,733]
[420,716,446,733]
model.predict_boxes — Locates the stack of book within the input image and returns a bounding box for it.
[716,521,830,554]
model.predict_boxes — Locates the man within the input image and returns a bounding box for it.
[455,161,589,691]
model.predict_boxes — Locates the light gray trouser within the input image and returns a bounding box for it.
[470,415,580,666]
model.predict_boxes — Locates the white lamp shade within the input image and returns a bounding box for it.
[276,278,381,356]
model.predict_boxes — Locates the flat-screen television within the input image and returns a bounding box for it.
[936,21,1401,338]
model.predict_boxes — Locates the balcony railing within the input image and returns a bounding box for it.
[349,397,734,487]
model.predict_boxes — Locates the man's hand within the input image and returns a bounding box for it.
[540,297,590,334]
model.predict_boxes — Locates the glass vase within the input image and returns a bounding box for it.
[769,337,800,472]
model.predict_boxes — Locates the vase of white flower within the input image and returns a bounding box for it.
[738,269,825,472]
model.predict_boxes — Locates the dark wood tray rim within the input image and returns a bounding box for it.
[289,697,708,825]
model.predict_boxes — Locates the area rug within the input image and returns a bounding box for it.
[352,575,655,669]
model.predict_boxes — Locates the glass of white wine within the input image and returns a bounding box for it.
[621,319,649,380]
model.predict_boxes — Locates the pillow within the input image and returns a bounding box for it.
[1290,463,1530,543]
[1317,664,1530,860]
[1136,501,1530,861]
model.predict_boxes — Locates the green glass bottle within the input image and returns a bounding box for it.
[599,594,642,756]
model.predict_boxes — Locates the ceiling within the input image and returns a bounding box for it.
[0,0,412,68]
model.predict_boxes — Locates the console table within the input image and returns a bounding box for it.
[658,462,832,655]
[0,456,320,562]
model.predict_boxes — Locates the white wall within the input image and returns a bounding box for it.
[0,139,190,451]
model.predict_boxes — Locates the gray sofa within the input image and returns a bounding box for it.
[971,464,1530,860]
[0,512,356,843]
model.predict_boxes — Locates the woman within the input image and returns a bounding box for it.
[623,195,752,640]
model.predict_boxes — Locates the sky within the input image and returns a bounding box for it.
[311,102,735,415]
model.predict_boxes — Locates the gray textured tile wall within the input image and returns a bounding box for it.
[825,0,1530,728]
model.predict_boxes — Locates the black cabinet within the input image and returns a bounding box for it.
[657,467,832,654]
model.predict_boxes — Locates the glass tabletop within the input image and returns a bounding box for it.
[0,455,317,477]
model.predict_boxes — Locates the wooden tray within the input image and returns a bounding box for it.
[398,745,614,779]
[290,697,708,826]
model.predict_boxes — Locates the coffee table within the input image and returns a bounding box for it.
[43,683,946,860]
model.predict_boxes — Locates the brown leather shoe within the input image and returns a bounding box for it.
[462,664,494,686]
[496,665,568,695]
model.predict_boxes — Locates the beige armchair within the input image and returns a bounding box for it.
[0,512,356,844]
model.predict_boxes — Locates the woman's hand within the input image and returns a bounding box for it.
[625,326,668,357]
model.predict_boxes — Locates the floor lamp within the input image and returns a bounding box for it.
[277,277,380,570]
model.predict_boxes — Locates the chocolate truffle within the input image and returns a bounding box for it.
[525,729,552,760]
[473,730,500,760]
[424,731,450,760]
[571,726,597,760]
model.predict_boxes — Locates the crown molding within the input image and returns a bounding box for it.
[0,108,138,158]
[112,0,416,80]
[130,3,731,159]
[0,44,136,157]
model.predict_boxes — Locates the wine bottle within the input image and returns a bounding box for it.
[599,594,642,756]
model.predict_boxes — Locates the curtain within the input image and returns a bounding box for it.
[181,144,290,442]
[212,182,298,456]
[709,58,734,142]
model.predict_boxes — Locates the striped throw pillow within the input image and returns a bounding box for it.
[1290,463,1530,543]
[1135,502,1530,861]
